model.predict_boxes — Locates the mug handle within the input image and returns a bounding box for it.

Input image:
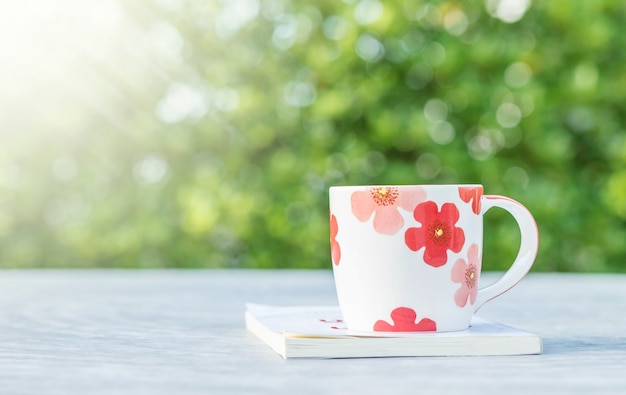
[475,195,539,312]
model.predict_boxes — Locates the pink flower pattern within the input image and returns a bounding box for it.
[404,201,465,267]
[343,188,484,322]
[330,214,341,266]
[351,187,426,235]
[451,244,481,307]
[373,307,437,332]
[459,186,483,215]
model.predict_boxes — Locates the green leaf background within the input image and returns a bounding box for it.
[1,0,625,271]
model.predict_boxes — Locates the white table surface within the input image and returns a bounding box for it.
[0,269,625,394]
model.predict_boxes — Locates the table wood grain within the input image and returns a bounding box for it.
[0,270,625,394]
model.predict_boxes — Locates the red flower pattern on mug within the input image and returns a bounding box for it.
[459,186,483,215]
[330,214,341,266]
[373,307,437,332]
[404,201,465,267]
[451,244,481,307]
[351,186,426,235]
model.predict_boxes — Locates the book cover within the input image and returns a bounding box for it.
[245,303,542,359]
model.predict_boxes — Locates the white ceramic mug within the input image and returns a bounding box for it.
[329,184,538,333]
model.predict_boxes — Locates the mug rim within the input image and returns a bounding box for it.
[329,184,482,191]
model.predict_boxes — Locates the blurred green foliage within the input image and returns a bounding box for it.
[1,0,625,271]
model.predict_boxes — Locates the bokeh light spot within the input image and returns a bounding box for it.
[214,0,260,38]
[443,8,469,36]
[416,153,441,180]
[134,154,169,185]
[467,128,504,160]
[496,102,522,128]
[424,98,449,122]
[356,34,385,63]
[486,0,531,23]
[505,62,532,88]
[565,106,595,133]
[429,121,455,145]
[150,22,185,63]
[573,63,598,92]
[272,14,298,50]
[361,151,386,177]
[354,0,384,25]
[322,16,349,41]
[156,83,209,123]
[422,41,446,66]
[503,166,529,189]
[283,81,317,107]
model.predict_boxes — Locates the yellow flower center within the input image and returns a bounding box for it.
[465,265,478,288]
[428,222,450,246]
[370,187,399,206]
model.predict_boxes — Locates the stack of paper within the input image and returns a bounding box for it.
[245,304,542,359]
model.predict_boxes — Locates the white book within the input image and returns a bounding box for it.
[245,303,542,359]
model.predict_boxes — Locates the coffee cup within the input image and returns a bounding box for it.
[329,184,538,333]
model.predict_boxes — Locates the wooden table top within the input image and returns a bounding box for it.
[0,269,624,394]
